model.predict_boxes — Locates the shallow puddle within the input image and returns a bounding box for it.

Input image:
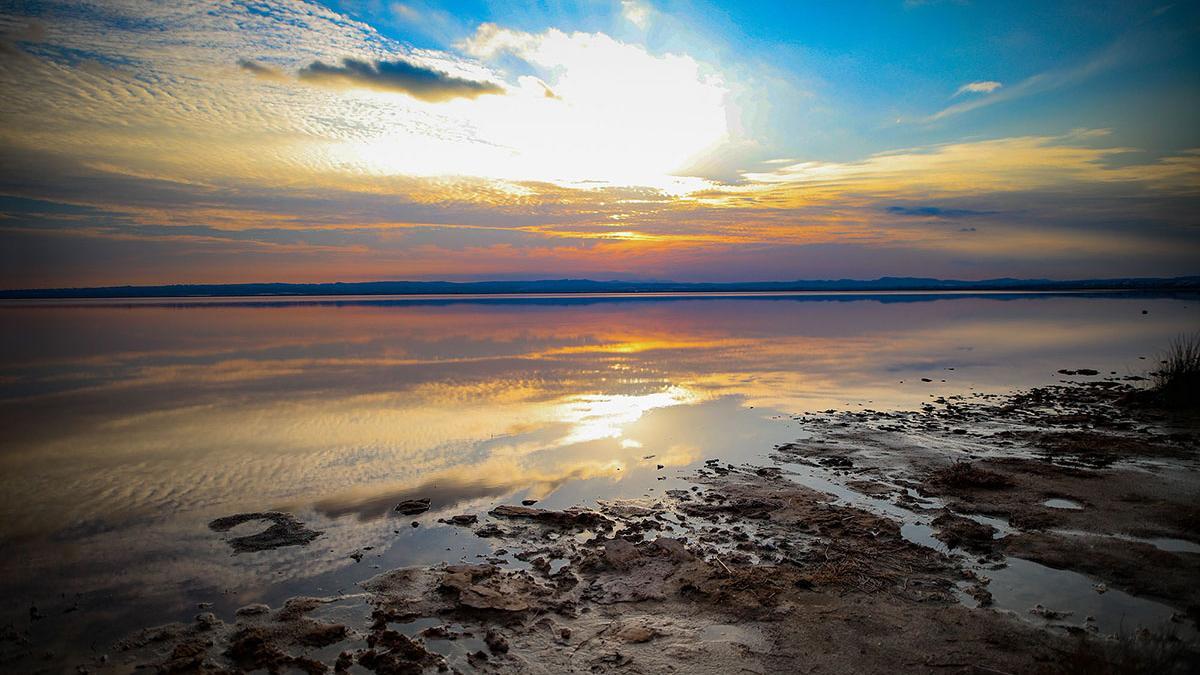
[779,460,1193,640]
[1042,498,1084,510]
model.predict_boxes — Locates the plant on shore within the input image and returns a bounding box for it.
[1151,332,1200,409]
[1050,629,1198,674]
[928,461,1013,489]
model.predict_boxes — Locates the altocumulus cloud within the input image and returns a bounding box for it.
[297,57,504,102]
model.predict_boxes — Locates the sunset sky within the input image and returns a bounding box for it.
[0,0,1197,287]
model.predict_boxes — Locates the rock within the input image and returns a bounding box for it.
[930,513,997,553]
[395,498,431,515]
[194,612,221,631]
[651,537,692,561]
[484,629,509,654]
[603,538,640,568]
[818,456,853,469]
[208,512,323,553]
[235,603,270,616]
[419,625,454,640]
[1030,604,1072,620]
[522,499,539,506]
[438,564,548,612]
[968,585,993,607]
[613,623,659,643]
[489,505,612,529]
[297,623,348,648]
[441,514,478,526]
[475,523,506,538]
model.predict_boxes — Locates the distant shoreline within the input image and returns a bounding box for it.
[2,276,1199,300]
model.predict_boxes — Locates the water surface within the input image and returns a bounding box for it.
[0,291,1195,653]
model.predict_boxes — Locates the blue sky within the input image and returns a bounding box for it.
[325,0,1200,161]
[0,0,1196,285]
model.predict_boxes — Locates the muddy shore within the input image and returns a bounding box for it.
[7,378,1199,673]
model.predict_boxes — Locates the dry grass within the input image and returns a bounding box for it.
[1151,333,1200,409]
[928,461,1013,489]
[1048,630,1198,674]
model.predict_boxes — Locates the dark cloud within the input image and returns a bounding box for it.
[885,205,991,218]
[0,20,47,58]
[237,58,287,82]
[297,57,504,102]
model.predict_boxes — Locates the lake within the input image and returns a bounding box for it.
[0,291,1196,657]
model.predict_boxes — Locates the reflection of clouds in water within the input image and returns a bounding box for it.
[1,297,1190,542]
[0,503,404,621]
[309,457,624,521]
[0,296,1196,638]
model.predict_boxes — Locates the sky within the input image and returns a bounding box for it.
[0,0,1197,287]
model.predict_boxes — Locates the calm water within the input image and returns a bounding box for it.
[0,292,1196,656]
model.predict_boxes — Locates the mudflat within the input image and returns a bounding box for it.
[53,375,1198,674]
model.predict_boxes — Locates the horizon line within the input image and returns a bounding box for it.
[3,275,1200,300]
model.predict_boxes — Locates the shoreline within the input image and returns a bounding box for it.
[18,375,1195,673]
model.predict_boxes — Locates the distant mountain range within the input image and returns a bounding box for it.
[3,276,1199,299]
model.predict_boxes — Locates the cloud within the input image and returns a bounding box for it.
[458,24,728,183]
[741,130,1200,197]
[953,80,1001,96]
[237,58,288,82]
[0,19,47,57]
[2,0,1198,285]
[885,206,991,218]
[297,57,505,102]
[621,1,651,28]
[928,41,1128,122]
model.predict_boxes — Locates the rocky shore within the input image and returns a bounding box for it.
[15,378,1200,674]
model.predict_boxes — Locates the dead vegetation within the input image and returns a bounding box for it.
[1050,630,1200,674]
[1152,333,1200,409]
[928,461,1013,489]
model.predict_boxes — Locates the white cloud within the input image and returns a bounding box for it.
[953,80,1002,96]
[457,24,729,186]
[0,0,729,191]
[928,41,1127,122]
[621,0,651,28]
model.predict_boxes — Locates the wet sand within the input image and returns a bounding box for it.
[14,373,1197,674]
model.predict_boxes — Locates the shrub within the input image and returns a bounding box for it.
[1151,333,1200,409]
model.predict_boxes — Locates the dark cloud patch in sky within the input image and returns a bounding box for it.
[886,205,992,218]
[237,58,287,82]
[297,57,504,102]
[0,20,47,58]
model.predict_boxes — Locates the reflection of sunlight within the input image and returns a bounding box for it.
[556,386,697,445]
